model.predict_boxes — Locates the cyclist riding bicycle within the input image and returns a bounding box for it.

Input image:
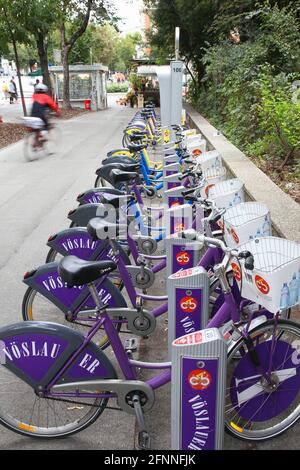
[31,83,61,128]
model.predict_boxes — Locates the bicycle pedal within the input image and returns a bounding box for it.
[124,338,138,353]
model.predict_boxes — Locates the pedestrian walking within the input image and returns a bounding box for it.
[11,76,18,102]
[9,80,16,104]
[34,79,40,91]
[1,81,9,101]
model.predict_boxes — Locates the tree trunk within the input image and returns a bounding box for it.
[60,23,71,110]
[12,37,27,116]
[1,3,27,116]
[36,32,52,96]
[62,45,71,109]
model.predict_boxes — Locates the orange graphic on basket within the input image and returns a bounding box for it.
[192,148,202,157]
[255,275,270,295]
[232,262,242,281]
[230,228,240,244]
[180,296,198,313]
[205,183,215,197]
[188,369,212,390]
[171,201,181,208]
[176,251,191,265]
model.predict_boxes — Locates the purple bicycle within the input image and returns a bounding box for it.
[2,235,300,446]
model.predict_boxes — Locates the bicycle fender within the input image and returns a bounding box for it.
[0,321,117,390]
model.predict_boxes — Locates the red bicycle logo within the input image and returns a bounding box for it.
[192,149,202,157]
[176,251,191,265]
[188,369,212,390]
[255,275,270,295]
[180,296,198,313]
[174,223,186,233]
[231,263,242,281]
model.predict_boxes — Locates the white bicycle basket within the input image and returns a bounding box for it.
[201,166,227,198]
[224,202,271,248]
[196,150,223,173]
[234,236,300,314]
[187,135,207,158]
[208,178,245,209]
[23,117,45,130]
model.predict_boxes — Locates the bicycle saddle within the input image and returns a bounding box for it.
[58,256,117,288]
[96,163,139,176]
[102,156,136,166]
[110,169,139,185]
[132,130,147,136]
[100,193,134,208]
[129,135,144,142]
[127,144,147,153]
[87,218,128,241]
[107,148,133,157]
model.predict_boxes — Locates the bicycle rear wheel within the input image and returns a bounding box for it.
[0,364,107,438]
[23,133,40,162]
[22,287,122,350]
[226,319,300,441]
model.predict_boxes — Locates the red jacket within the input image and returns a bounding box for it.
[32,93,60,114]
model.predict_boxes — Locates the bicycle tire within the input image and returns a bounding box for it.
[225,318,300,441]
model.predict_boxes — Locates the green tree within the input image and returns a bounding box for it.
[0,1,29,115]
[145,0,220,85]
[19,0,62,95]
[59,0,115,108]
[110,32,143,72]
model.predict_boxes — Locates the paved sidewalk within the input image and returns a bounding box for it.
[0,106,137,449]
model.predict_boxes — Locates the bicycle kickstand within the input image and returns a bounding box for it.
[132,394,151,450]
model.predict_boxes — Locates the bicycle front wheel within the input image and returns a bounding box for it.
[226,319,300,441]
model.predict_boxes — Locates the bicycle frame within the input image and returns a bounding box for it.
[47,283,266,401]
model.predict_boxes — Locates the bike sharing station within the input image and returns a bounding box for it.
[2,27,300,454]
[137,28,229,450]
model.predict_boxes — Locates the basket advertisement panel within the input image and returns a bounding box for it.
[208,178,245,210]
[233,237,300,314]
[224,202,272,248]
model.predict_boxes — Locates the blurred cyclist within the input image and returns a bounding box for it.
[31,83,61,129]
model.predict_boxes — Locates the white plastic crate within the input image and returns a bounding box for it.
[23,117,45,130]
[208,178,245,209]
[224,202,271,248]
[233,237,300,314]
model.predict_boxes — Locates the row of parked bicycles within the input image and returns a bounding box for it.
[0,103,300,450]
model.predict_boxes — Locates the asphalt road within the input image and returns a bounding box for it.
[0,105,138,449]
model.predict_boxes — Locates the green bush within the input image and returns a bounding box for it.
[258,74,300,168]
[106,83,129,93]
[189,3,300,174]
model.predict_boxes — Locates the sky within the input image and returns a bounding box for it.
[112,0,143,35]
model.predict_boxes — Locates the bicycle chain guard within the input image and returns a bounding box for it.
[106,307,156,337]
